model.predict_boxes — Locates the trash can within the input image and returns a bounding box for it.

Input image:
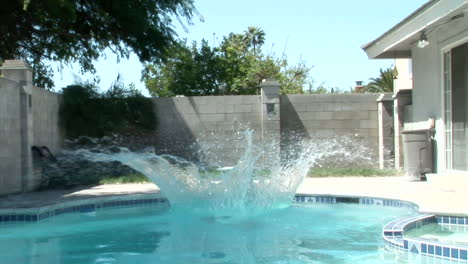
[401,129,434,181]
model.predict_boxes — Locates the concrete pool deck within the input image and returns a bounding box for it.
[0,176,466,216]
[296,176,468,216]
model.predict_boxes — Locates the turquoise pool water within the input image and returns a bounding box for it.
[0,203,456,264]
[405,223,468,245]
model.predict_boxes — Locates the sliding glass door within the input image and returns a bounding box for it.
[445,42,468,170]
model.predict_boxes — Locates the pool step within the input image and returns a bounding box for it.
[383,214,468,261]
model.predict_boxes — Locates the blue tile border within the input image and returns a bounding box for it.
[293,194,418,210]
[0,195,169,224]
[436,215,468,227]
[293,194,468,262]
[293,195,337,204]
[381,212,468,262]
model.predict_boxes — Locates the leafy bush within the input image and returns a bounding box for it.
[59,78,156,138]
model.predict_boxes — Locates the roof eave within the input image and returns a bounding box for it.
[363,0,468,59]
[362,0,438,51]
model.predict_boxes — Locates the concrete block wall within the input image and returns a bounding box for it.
[280,94,384,168]
[153,92,393,169]
[0,61,63,195]
[381,99,395,168]
[0,78,23,194]
[0,60,395,195]
[153,95,262,166]
[31,87,62,154]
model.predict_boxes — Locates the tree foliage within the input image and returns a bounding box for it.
[359,67,395,93]
[59,76,156,138]
[243,26,265,55]
[0,0,196,89]
[142,40,223,96]
[142,27,317,96]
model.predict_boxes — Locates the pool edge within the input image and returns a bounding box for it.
[0,192,466,261]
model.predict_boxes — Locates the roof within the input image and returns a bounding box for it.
[362,0,468,59]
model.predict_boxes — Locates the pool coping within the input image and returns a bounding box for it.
[0,191,467,262]
[0,193,169,224]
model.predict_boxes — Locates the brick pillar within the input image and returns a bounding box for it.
[0,60,35,191]
[260,79,281,167]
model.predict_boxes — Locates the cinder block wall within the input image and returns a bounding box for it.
[0,78,62,195]
[31,87,62,154]
[0,63,394,195]
[153,95,262,166]
[280,94,382,168]
[381,100,395,168]
[153,93,394,169]
[0,78,23,194]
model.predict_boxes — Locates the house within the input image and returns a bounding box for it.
[393,59,413,94]
[392,58,413,171]
[363,0,468,183]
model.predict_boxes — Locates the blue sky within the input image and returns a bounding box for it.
[51,0,428,94]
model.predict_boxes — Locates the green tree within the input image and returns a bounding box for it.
[279,61,313,94]
[217,32,259,94]
[361,67,395,93]
[142,40,222,96]
[244,26,266,55]
[143,27,317,96]
[0,0,196,89]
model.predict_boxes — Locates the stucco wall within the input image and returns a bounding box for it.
[394,58,413,92]
[0,78,23,194]
[410,15,468,172]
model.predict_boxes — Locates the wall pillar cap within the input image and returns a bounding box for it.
[0,60,32,70]
[377,93,394,102]
[261,79,280,98]
[261,79,280,87]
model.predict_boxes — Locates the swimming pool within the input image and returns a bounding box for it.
[22,132,462,264]
[0,200,423,264]
[406,222,468,245]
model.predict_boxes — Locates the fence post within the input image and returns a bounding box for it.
[0,60,35,191]
[260,79,281,166]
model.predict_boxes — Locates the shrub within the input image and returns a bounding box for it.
[59,80,156,138]
[308,167,400,177]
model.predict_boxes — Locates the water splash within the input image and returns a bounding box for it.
[72,130,370,218]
